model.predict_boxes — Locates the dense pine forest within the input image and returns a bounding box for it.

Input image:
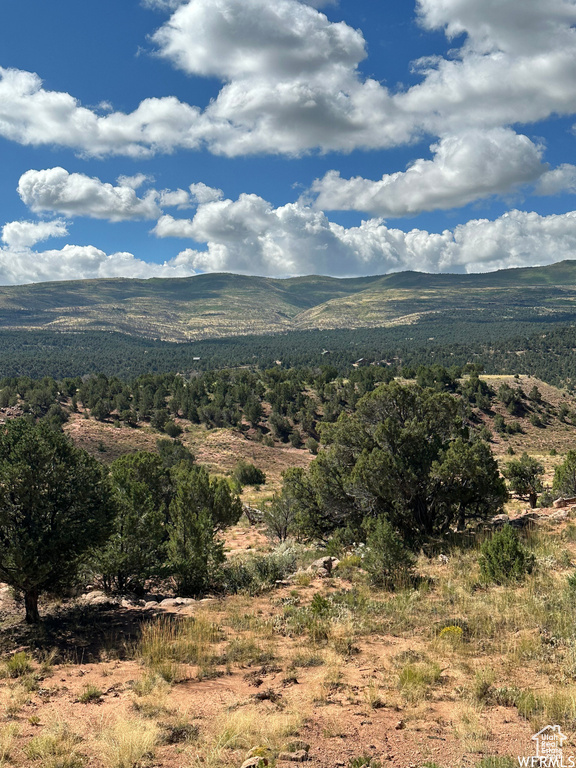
[1,319,576,386]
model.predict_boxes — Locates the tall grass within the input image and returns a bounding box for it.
[0,724,18,767]
[24,723,85,768]
[98,719,159,768]
[138,614,221,679]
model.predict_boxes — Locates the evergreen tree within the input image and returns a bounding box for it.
[503,452,544,508]
[0,419,114,622]
[167,466,242,594]
[93,453,171,592]
[552,450,576,499]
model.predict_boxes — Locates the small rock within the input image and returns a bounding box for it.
[309,556,339,575]
[283,740,310,753]
[245,747,271,759]
[81,590,106,602]
[241,758,268,768]
[159,598,181,607]
[277,750,308,762]
[438,554,449,565]
[82,591,119,606]
[395,719,405,730]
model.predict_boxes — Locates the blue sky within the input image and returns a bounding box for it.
[1,0,576,283]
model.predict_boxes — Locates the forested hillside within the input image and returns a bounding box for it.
[1,261,576,342]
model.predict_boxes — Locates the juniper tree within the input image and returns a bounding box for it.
[0,419,114,622]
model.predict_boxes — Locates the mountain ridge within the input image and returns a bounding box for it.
[1,260,576,342]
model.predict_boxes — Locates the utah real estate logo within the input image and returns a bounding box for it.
[518,725,572,767]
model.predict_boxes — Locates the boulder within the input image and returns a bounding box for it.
[509,512,542,528]
[308,556,339,575]
[550,509,570,521]
[82,590,106,601]
[159,597,196,607]
[277,751,309,762]
[282,741,310,753]
[81,590,119,606]
[553,497,576,508]
[240,758,268,768]
[489,514,510,527]
[0,585,12,602]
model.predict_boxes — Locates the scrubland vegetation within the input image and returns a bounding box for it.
[2,362,576,766]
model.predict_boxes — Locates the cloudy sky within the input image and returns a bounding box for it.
[1,0,576,283]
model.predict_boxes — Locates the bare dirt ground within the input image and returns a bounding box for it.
[1,511,576,768]
[63,414,313,505]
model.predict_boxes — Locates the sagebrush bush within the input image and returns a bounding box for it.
[479,525,535,584]
[218,550,297,595]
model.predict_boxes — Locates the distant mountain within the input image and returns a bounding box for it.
[1,261,576,342]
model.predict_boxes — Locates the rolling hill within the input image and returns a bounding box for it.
[1,261,576,342]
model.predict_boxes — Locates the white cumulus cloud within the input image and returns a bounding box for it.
[153,192,576,276]
[0,243,199,285]
[536,164,576,195]
[18,168,162,221]
[189,182,224,204]
[151,0,364,81]
[1,219,68,249]
[3,0,576,159]
[311,129,546,216]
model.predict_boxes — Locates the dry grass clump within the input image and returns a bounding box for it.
[0,724,18,767]
[98,718,159,768]
[288,649,325,669]
[1,651,33,679]
[217,636,276,667]
[212,706,302,756]
[454,705,490,752]
[398,660,442,703]
[78,683,103,704]
[0,681,33,718]
[138,613,220,679]
[24,722,85,768]
[130,673,172,718]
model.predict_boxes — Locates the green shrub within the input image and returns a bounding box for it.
[305,438,319,455]
[78,684,103,704]
[363,517,415,589]
[479,526,535,584]
[553,450,576,498]
[163,420,183,438]
[233,460,266,486]
[218,550,297,595]
[3,651,33,679]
